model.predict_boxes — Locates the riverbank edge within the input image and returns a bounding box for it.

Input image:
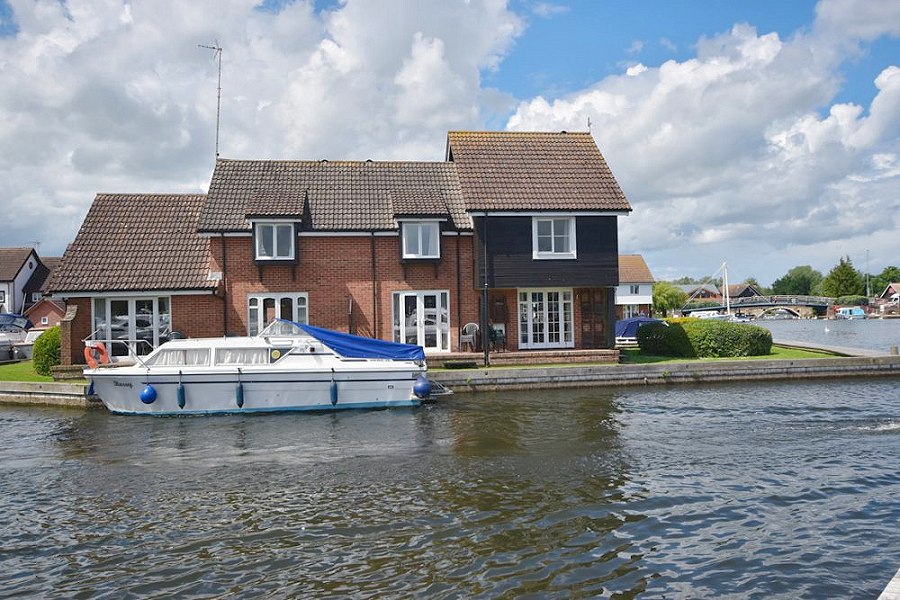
[2,351,899,408]
[429,354,900,393]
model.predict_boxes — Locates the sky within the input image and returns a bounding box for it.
[0,0,898,287]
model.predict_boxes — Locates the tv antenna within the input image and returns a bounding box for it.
[198,41,223,158]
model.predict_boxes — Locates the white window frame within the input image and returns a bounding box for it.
[517,288,574,350]
[630,285,640,295]
[41,316,49,325]
[0,290,5,304]
[532,217,576,260]
[401,221,441,259]
[247,292,308,336]
[255,222,296,261]
[91,296,171,357]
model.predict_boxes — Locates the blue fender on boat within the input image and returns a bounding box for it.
[236,382,244,408]
[176,383,186,409]
[413,375,431,399]
[140,384,157,404]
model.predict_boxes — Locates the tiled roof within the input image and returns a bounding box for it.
[46,194,213,294]
[36,257,61,292]
[200,160,471,232]
[447,131,632,212]
[618,255,655,283]
[390,189,449,217]
[0,248,34,281]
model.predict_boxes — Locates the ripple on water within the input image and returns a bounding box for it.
[2,379,900,597]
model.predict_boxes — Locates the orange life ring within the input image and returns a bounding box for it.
[84,343,109,369]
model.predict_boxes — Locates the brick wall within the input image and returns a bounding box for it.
[215,234,481,347]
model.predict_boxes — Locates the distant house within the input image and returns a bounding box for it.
[676,283,721,301]
[727,283,763,299]
[616,255,654,318]
[879,282,900,301]
[48,131,632,365]
[0,247,55,314]
[23,298,66,329]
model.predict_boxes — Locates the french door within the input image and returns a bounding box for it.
[247,293,308,336]
[517,288,574,349]
[393,291,450,353]
[92,297,171,357]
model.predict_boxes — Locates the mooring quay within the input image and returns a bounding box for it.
[1,342,898,409]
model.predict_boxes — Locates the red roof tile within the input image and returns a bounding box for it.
[618,255,655,283]
[46,194,213,294]
[447,131,632,212]
[201,160,470,232]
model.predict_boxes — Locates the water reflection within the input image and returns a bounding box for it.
[3,379,900,597]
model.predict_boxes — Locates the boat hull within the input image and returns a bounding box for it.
[88,369,423,415]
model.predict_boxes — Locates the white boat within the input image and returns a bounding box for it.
[85,320,447,416]
[835,306,867,320]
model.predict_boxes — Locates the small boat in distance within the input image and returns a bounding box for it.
[835,306,867,320]
[85,319,448,416]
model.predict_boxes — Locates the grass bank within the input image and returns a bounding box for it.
[618,344,836,365]
[0,360,54,383]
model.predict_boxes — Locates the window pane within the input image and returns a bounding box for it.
[421,223,438,256]
[278,298,294,320]
[296,297,308,324]
[553,220,569,252]
[158,297,170,343]
[537,220,552,236]
[404,224,420,256]
[276,225,293,258]
[257,225,274,258]
[93,298,106,340]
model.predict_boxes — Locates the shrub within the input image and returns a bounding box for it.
[638,319,772,358]
[835,295,868,306]
[32,326,61,376]
[637,321,695,357]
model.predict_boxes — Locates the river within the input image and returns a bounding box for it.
[758,317,900,354]
[1,323,899,598]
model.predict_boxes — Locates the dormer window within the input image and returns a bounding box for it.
[402,221,440,259]
[533,217,576,259]
[255,222,295,261]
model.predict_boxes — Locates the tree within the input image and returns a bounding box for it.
[821,256,865,298]
[652,282,688,317]
[770,265,824,296]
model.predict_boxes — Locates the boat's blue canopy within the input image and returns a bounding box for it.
[615,317,663,338]
[0,314,32,331]
[278,320,426,361]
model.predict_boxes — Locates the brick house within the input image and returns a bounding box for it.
[616,255,655,318]
[48,131,632,365]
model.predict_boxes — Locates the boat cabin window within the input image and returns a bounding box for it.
[146,348,211,367]
[214,348,269,365]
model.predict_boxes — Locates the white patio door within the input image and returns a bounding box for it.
[518,288,574,349]
[393,291,450,353]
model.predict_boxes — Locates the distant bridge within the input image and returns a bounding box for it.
[682,295,833,317]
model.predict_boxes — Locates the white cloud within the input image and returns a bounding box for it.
[506,17,900,284]
[0,0,523,252]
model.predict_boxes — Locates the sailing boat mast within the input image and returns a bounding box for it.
[723,261,731,316]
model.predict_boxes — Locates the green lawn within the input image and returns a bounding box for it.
[618,344,836,365]
[0,360,54,382]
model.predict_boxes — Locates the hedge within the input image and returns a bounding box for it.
[32,326,61,376]
[637,318,772,358]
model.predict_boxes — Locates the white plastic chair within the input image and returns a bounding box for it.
[460,322,478,352]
